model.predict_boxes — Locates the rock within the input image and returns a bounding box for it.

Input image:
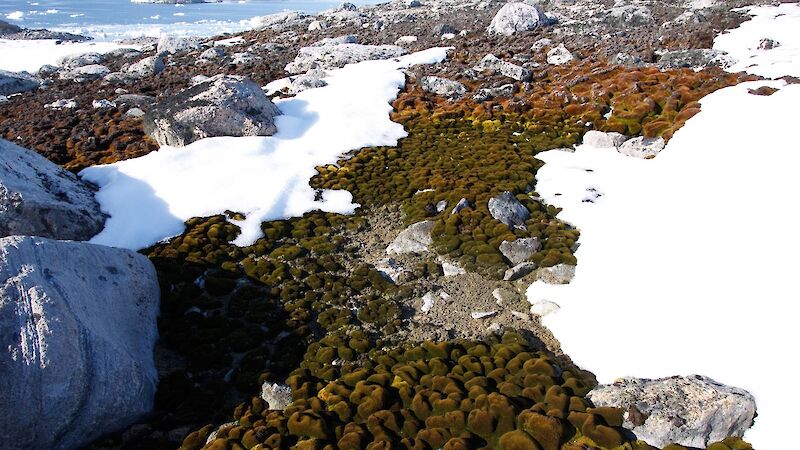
[395,35,418,45]
[103,71,134,85]
[0,95,7,103]
[535,263,575,284]
[308,20,327,32]
[0,19,22,35]
[261,382,292,411]
[376,258,412,284]
[440,33,456,41]
[340,2,358,11]
[156,34,203,55]
[473,84,515,102]
[0,235,159,450]
[499,237,542,265]
[289,69,328,94]
[588,375,757,448]
[143,75,281,147]
[474,54,531,82]
[125,108,146,118]
[471,310,497,319]
[386,220,435,254]
[0,69,40,96]
[285,44,406,74]
[248,42,285,53]
[44,98,77,109]
[546,44,573,65]
[441,260,466,276]
[435,200,448,212]
[190,75,210,85]
[492,287,520,305]
[451,198,470,214]
[57,52,104,69]
[503,262,536,281]
[311,35,358,47]
[488,191,529,228]
[230,52,263,65]
[115,94,155,109]
[420,76,466,100]
[582,130,627,149]
[531,38,552,52]
[487,2,548,36]
[420,291,449,313]
[250,11,307,31]
[618,136,666,159]
[406,0,421,7]
[92,99,116,109]
[0,139,105,240]
[37,64,59,76]
[106,47,142,59]
[200,47,225,59]
[758,38,780,50]
[657,49,730,70]
[610,52,644,67]
[606,4,654,27]
[529,300,560,316]
[126,55,165,78]
[432,23,457,36]
[60,64,110,82]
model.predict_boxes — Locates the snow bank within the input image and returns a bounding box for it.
[526,4,800,448]
[81,47,451,250]
[0,39,137,73]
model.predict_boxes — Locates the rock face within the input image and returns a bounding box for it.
[499,237,541,265]
[0,139,105,240]
[488,191,529,228]
[588,375,757,448]
[143,75,281,147]
[487,2,548,36]
[387,220,435,254]
[420,76,467,100]
[619,136,666,159]
[474,54,532,82]
[583,130,627,149]
[285,44,406,74]
[0,70,39,96]
[0,235,160,450]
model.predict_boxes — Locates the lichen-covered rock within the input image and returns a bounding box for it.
[657,49,731,70]
[619,136,666,159]
[606,4,654,27]
[588,375,757,448]
[289,69,328,94]
[546,44,574,65]
[474,54,532,81]
[126,55,165,78]
[0,235,159,450]
[419,76,466,100]
[261,382,293,411]
[0,139,105,240]
[59,64,110,82]
[157,34,204,55]
[488,191,530,228]
[285,43,406,74]
[487,2,548,36]
[199,47,225,60]
[0,69,39,96]
[583,130,627,149]
[311,34,358,47]
[499,237,542,265]
[535,263,575,284]
[473,83,515,102]
[386,220,435,254]
[143,74,281,147]
[57,52,104,69]
[503,261,537,281]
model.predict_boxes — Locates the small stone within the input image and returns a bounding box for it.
[499,237,541,265]
[420,76,466,100]
[92,99,116,109]
[471,310,497,319]
[441,260,466,276]
[503,262,536,281]
[530,300,560,317]
[546,44,573,65]
[492,287,520,305]
[535,264,575,284]
[386,220,435,254]
[261,382,292,411]
[758,38,780,50]
[619,136,666,159]
[451,198,470,214]
[474,54,531,81]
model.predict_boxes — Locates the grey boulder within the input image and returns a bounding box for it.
[606,4,655,27]
[488,191,529,228]
[474,54,531,82]
[420,76,466,100]
[583,130,627,149]
[0,139,105,240]
[387,220,435,254]
[657,49,730,71]
[310,34,358,47]
[57,52,104,69]
[0,69,40,96]
[619,136,665,159]
[499,237,542,265]
[285,43,406,74]
[0,235,160,450]
[289,69,328,94]
[126,55,165,78]
[546,44,574,65]
[588,375,757,448]
[473,84,515,102]
[157,34,204,55]
[503,262,537,281]
[487,2,549,36]
[59,64,110,82]
[143,74,281,147]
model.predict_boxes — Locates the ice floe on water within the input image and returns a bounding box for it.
[81,47,451,251]
[526,4,800,448]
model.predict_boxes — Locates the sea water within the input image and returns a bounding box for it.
[1,0,373,40]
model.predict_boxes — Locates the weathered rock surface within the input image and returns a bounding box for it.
[0,70,40,96]
[143,75,281,147]
[289,69,328,94]
[588,375,757,448]
[0,235,159,450]
[583,130,627,149]
[534,263,575,284]
[311,34,358,47]
[487,2,548,36]
[619,136,666,159]
[473,84,515,102]
[157,34,204,55]
[285,43,406,74]
[0,139,105,240]
[420,76,466,99]
[499,237,542,265]
[606,4,655,27]
[261,382,293,411]
[657,48,730,70]
[474,54,532,81]
[125,55,165,78]
[546,43,574,65]
[59,64,110,82]
[57,52,104,69]
[488,191,529,228]
[387,220,435,254]
[503,262,537,281]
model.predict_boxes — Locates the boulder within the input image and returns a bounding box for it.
[59,64,110,82]
[432,23,458,36]
[546,44,574,65]
[0,235,159,450]
[487,2,548,36]
[57,52,104,69]
[588,375,757,448]
[285,44,406,74]
[606,4,654,27]
[473,84,515,102]
[387,220,435,254]
[289,69,328,94]
[261,382,293,411]
[534,263,575,284]
[618,136,666,159]
[488,191,529,228]
[200,47,225,59]
[250,11,307,32]
[583,130,627,149]
[105,47,142,59]
[230,52,263,65]
[503,262,536,281]
[474,54,531,81]
[657,49,730,70]
[115,93,156,109]
[125,55,165,78]
[143,75,281,147]
[499,237,542,265]
[0,139,105,240]
[156,34,204,55]
[0,69,40,96]
[420,76,466,100]
[311,34,358,47]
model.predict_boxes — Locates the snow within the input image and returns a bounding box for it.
[0,39,138,73]
[525,4,800,449]
[80,47,451,250]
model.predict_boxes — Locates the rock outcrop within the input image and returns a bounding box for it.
[588,375,757,448]
[143,75,281,147]
[285,43,406,74]
[0,235,160,450]
[0,139,105,240]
